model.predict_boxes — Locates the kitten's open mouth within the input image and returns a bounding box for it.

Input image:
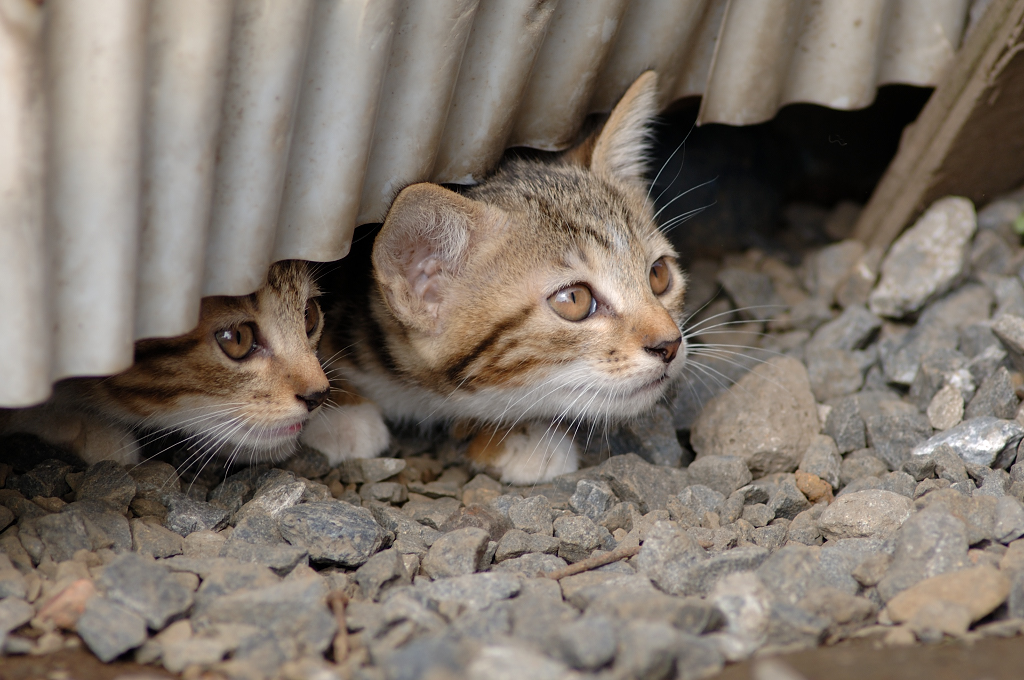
[255,421,305,441]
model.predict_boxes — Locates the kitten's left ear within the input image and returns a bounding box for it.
[589,70,659,185]
[374,183,504,335]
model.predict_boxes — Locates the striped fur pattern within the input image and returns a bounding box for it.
[303,72,688,483]
[2,261,330,466]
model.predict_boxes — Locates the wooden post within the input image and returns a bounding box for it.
[853,0,1024,251]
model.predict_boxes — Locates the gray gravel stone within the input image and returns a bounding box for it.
[613,619,682,680]
[962,323,1001,358]
[993,313,1024,372]
[278,501,387,567]
[763,474,812,520]
[927,383,965,431]
[865,406,933,471]
[877,507,969,601]
[491,552,567,577]
[869,196,976,318]
[691,357,820,476]
[163,492,230,537]
[824,396,866,454]
[879,470,918,498]
[8,459,73,499]
[568,479,616,522]
[798,435,842,490]
[806,347,864,402]
[360,482,408,505]
[672,485,726,521]
[554,515,609,563]
[129,461,181,501]
[805,304,882,354]
[402,494,462,531]
[994,496,1024,543]
[687,456,753,498]
[634,521,708,596]
[507,495,552,536]
[98,553,193,630]
[439,504,512,543]
[77,596,148,662]
[494,529,560,562]
[355,547,411,601]
[751,525,789,552]
[27,511,91,561]
[883,321,961,386]
[421,527,490,578]
[415,572,522,612]
[912,417,1024,468]
[681,547,770,597]
[786,508,823,546]
[595,453,689,513]
[909,348,970,410]
[130,517,183,558]
[818,490,913,540]
[764,602,829,648]
[967,344,1010,385]
[337,457,406,484]
[742,504,774,528]
[966,366,1019,420]
[194,572,335,661]
[77,460,137,514]
[554,615,617,670]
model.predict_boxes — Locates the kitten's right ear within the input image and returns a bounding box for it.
[374,183,502,335]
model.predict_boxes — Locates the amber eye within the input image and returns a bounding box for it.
[548,284,596,321]
[304,300,320,336]
[215,324,257,360]
[650,257,671,295]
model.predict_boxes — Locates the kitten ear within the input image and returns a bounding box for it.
[374,183,500,334]
[588,70,658,185]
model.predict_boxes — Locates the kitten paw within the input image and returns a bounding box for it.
[301,401,391,465]
[467,421,579,485]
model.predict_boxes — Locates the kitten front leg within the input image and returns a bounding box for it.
[301,399,391,465]
[466,421,579,485]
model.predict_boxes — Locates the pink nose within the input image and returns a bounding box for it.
[645,337,681,364]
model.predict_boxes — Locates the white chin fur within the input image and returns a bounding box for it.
[487,422,579,485]
[300,401,391,466]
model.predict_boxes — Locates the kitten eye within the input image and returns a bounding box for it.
[215,324,257,360]
[650,257,671,295]
[304,300,320,336]
[548,284,596,321]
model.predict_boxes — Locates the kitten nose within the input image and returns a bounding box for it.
[645,337,681,364]
[298,388,330,412]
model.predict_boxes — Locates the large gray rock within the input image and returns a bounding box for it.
[76,596,148,662]
[686,456,752,498]
[805,348,864,402]
[911,417,1024,469]
[278,501,387,567]
[634,521,708,596]
[818,490,913,540]
[97,553,193,630]
[805,304,882,354]
[824,396,866,454]
[876,507,969,601]
[594,453,689,513]
[691,357,819,476]
[798,435,842,490]
[421,527,490,578]
[869,196,976,318]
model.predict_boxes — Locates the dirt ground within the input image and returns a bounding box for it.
[3,636,1024,680]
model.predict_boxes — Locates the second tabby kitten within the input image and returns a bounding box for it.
[303,72,687,483]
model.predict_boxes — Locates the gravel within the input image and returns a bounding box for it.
[8,191,1024,676]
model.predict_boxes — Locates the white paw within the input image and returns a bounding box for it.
[489,422,579,485]
[300,402,391,466]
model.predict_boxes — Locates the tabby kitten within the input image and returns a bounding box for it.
[302,72,688,483]
[1,261,330,466]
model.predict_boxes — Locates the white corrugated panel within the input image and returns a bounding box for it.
[0,0,975,405]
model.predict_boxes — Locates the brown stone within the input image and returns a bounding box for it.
[795,471,833,504]
[37,578,96,630]
[885,565,1010,624]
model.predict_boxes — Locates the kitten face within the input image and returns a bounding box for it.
[82,261,330,463]
[367,71,686,427]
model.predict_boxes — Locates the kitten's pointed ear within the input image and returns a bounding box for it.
[588,71,658,185]
[374,183,501,335]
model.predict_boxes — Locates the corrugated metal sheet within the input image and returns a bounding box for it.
[0,0,973,406]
